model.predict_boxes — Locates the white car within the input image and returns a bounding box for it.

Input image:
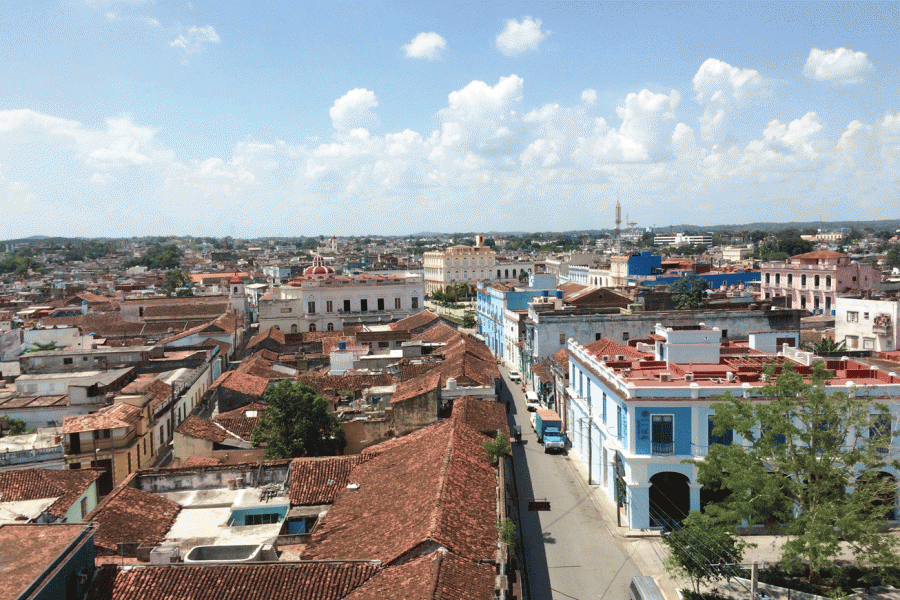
[525,390,540,411]
[509,370,522,383]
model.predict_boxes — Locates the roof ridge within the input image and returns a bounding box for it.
[428,421,456,547]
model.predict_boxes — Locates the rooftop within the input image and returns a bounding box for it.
[0,523,93,600]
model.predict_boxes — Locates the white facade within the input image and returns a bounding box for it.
[258,273,425,333]
[835,297,900,351]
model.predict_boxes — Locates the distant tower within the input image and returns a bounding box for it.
[229,273,248,319]
[331,235,337,253]
[614,195,622,253]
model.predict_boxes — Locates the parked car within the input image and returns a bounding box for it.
[509,370,522,382]
[525,390,540,411]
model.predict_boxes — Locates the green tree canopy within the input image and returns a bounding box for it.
[252,380,345,459]
[671,274,709,310]
[885,246,900,271]
[695,362,900,583]
[663,512,746,594]
[125,243,182,270]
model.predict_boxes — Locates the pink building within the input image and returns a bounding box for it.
[760,250,880,314]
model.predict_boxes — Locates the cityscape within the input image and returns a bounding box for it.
[2,2,899,600]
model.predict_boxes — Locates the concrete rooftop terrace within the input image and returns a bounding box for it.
[157,486,290,554]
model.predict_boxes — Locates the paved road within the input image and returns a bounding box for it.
[501,368,645,600]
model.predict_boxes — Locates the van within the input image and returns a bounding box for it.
[524,391,540,411]
[629,577,665,600]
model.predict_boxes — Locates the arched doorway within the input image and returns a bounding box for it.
[327,322,334,331]
[309,323,316,332]
[649,471,690,528]
[290,324,298,333]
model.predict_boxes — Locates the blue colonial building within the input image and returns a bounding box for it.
[565,324,899,530]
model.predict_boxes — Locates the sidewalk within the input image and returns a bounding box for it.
[564,445,687,600]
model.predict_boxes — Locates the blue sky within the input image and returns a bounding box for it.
[1,1,897,238]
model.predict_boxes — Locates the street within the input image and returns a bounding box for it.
[501,367,646,600]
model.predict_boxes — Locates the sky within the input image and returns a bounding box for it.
[0,1,898,239]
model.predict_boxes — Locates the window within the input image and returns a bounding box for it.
[864,337,875,349]
[652,415,674,455]
[787,274,793,287]
[327,322,334,331]
[63,357,73,365]
[708,417,732,446]
[280,307,292,313]
[775,273,781,286]
[80,497,88,518]
[326,300,333,313]
[378,341,390,348]
[343,299,351,312]
[93,429,111,440]
[847,311,859,322]
[801,274,807,288]
[411,297,419,309]
[309,323,316,332]
[765,273,771,285]
[814,275,820,288]
[622,331,629,341]
[560,333,566,345]
[595,333,603,341]
[869,414,891,453]
[846,335,858,348]
[394,297,401,309]
[245,512,281,526]
[377,298,385,311]
[825,275,831,289]
[864,312,870,320]
[360,299,368,311]
[307,301,316,314]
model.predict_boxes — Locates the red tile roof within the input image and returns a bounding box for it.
[390,371,440,404]
[85,485,180,553]
[181,456,221,467]
[211,370,270,397]
[88,562,379,600]
[0,468,101,520]
[247,326,286,349]
[62,402,142,434]
[175,415,243,443]
[452,396,509,438]
[296,373,396,395]
[301,419,498,565]
[345,550,496,600]
[288,455,370,505]
[581,338,650,360]
[791,250,847,260]
[389,310,441,333]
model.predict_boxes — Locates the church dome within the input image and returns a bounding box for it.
[303,255,335,276]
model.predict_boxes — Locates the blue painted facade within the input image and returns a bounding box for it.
[477,279,557,363]
[637,270,760,288]
[627,252,662,276]
[565,327,900,530]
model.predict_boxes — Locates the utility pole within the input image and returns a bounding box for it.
[751,562,758,600]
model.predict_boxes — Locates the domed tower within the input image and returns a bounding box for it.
[303,255,335,277]
[229,273,248,318]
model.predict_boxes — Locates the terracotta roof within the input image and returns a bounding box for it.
[288,455,370,505]
[345,549,496,600]
[211,370,270,397]
[791,250,847,260]
[215,402,267,420]
[175,415,243,443]
[212,404,263,440]
[142,301,229,320]
[235,350,289,380]
[85,486,180,553]
[296,373,396,395]
[531,357,553,382]
[301,419,497,564]
[88,562,379,600]
[0,468,101,520]
[181,456,221,467]
[391,371,440,404]
[389,310,440,333]
[452,396,509,438]
[581,338,649,360]
[247,326,286,349]
[156,312,240,345]
[62,402,142,434]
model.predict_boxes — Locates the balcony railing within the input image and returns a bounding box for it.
[651,441,674,456]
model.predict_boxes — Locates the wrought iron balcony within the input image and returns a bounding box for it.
[651,441,674,456]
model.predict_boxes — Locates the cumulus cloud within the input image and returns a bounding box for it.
[581,89,598,105]
[437,75,526,158]
[330,89,380,133]
[803,47,874,84]
[403,32,446,60]
[495,17,548,56]
[763,112,823,153]
[693,58,769,145]
[105,11,159,26]
[170,25,220,60]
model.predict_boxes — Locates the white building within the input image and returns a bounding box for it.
[423,235,534,295]
[835,297,899,351]
[258,256,425,333]
[654,232,713,247]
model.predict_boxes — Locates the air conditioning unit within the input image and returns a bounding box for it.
[726,371,735,382]
[685,373,694,381]
[659,373,671,382]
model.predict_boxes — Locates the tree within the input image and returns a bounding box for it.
[462,310,477,329]
[162,269,190,297]
[252,380,345,459]
[663,512,746,594]
[671,274,709,310]
[1,415,29,436]
[483,432,511,463]
[695,362,900,583]
[884,246,900,271]
[804,337,846,355]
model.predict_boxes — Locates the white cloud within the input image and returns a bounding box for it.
[330,89,380,133]
[763,112,823,153]
[803,47,874,84]
[437,75,525,158]
[170,25,220,59]
[693,58,769,145]
[581,89,598,105]
[403,32,446,60]
[495,17,548,57]
[104,11,159,26]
